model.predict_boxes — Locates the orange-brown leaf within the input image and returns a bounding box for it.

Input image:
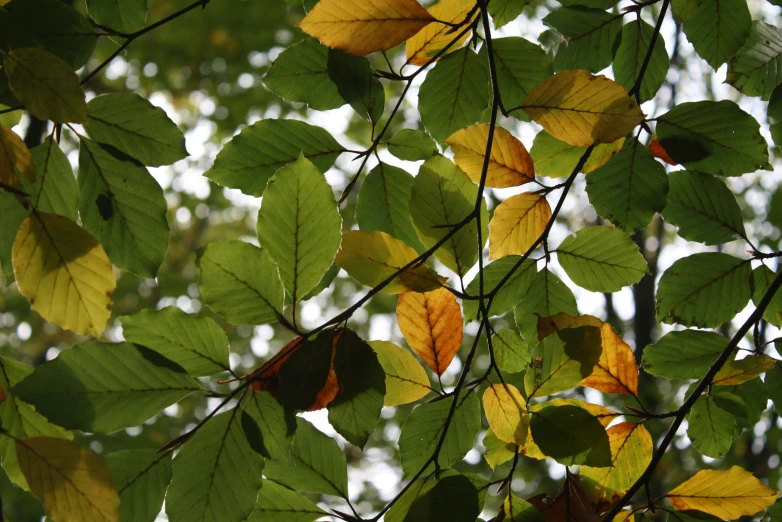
[648,138,677,165]
[538,313,638,396]
[396,288,463,375]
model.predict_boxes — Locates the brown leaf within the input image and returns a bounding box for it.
[528,474,600,522]
[648,138,677,165]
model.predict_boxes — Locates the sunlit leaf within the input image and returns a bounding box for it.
[327,50,384,122]
[386,129,438,162]
[463,257,537,321]
[248,480,329,522]
[483,383,528,445]
[0,124,35,193]
[406,0,476,66]
[682,0,750,68]
[514,268,578,344]
[751,265,782,328]
[642,330,727,380]
[530,130,623,178]
[489,193,551,260]
[503,493,544,522]
[29,137,77,220]
[482,429,516,469]
[0,192,27,281]
[727,21,782,100]
[687,393,737,458]
[713,355,776,386]
[370,340,434,406]
[482,37,552,110]
[543,7,622,72]
[493,329,530,374]
[525,325,602,398]
[613,19,669,102]
[106,449,172,522]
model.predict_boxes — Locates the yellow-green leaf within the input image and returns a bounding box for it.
[16,436,119,522]
[489,193,551,260]
[713,355,776,386]
[335,230,442,293]
[12,213,116,337]
[483,383,528,446]
[405,0,476,66]
[0,124,35,192]
[298,0,435,56]
[445,124,534,188]
[520,70,644,146]
[667,466,779,519]
[397,288,463,376]
[370,340,434,406]
[4,48,87,123]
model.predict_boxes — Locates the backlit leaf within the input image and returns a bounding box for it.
[525,325,602,398]
[12,212,115,337]
[386,129,438,161]
[406,0,476,66]
[482,429,516,469]
[543,7,622,72]
[248,480,328,522]
[556,226,649,293]
[16,437,119,522]
[243,391,295,462]
[197,240,284,326]
[488,0,529,29]
[445,124,534,188]
[205,119,343,196]
[514,268,578,344]
[483,383,528,445]
[530,130,623,178]
[335,230,442,293]
[642,330,726,380]
[489,193,551,260]
[687,394,737,458]
[13,341,201,433]
[397,288,463,376]
[29,137,78,220]
[727,21,782,100]
[529,404,611,467]
[297,0,435,56]
[106,449,172,522]
[667,466,779,519]
[0,124,35,193]
[503,494,544,522]
[751,265,782,328]
[482,37,552,109]
[327,50,384,122]
[257,155,341,304]
[120,306,231,377]
[613,20,669,102]
[682,0,750,68]
[463,257,538,321]
[4,48,86,123]
[0,193,27,281]
[86,0,146,33]
[713,355,776,386]
[493,329,530,373]
[656,252,751,328]
[521,70,644,147]
[370,340,434,406]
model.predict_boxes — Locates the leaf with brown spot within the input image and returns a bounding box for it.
[397,288,463,376]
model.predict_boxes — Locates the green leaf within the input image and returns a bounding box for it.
[727,21,782,100]
[671,0,703,24]
[524,325,602,398]
[656,100,770,176]
[28,137,78,221]
[585,138,669,233]
[263,38,344,111]
[752,265,782,328]
[770,85,782,147]
[0,191,28,282]
[197,240,284,326]
[682,0,750,68]
[0,356,72,491]
[493,329,530,373]
[257,155,341,303]
[264,417,349,498]
[386,129,438,162]
[327,50,384,122]
[398,392,480,477]
[716,377,767,429]
[105,449,172,522]
[205,120,343,196]
[275,330,335,412]
[120,306,231,377]
[688,394,737,458]
[543,7,622,73]
[463,258,537,321]
[404,473,480,522]
[356,162,425,252]
[410,155,488,276]
[4,48,86,123]
[662,170,746,245]
[418,47,490,141]
[482,429,516,469]
[613,19,669,102]
[86,0,146,33]
[243,391,296,462]
[248,480,329,522]
[328,329,386,448]
[656,252,751,327]
[556,226,649,293]
[487,0,528,29]
[642,330,726,380]
[84,92,188,167]
[767,365,782,413]
[481,37,552,109]
[514,268,578,345]
[78,137,169,278]
[13,341,201,434]
[529,404,611,467]
[529,131,623,179]
[504,494,545,522]
[301,263,339,301]
[0,0,96,69]
[167,408,264,522]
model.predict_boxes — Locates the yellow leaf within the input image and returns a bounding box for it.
[335,230,442,294]
[521,70,644,147]
[667,466,779,520]
[445,124,534,188]
[396,287,463,375]
[0,124,35,192]
[405,0,476,66]
[370,340,434,406]
[538,313,638,396]
[297,0,435,56]
[12,213,116,337]
[483,383,528,445]
[489,193,552,260]
[521,399,619,460]
[482,428,518,469]
[712,354,776,386]
[581,422,653,503]
[16,437,119,522]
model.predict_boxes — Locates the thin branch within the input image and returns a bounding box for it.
[628,0,670,103]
